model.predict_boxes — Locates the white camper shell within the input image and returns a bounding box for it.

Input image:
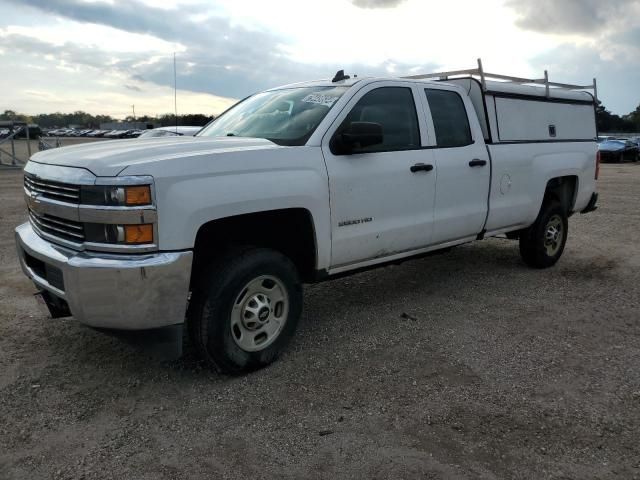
[405,59,597,144]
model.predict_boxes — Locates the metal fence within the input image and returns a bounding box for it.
[38,137,61,151]
[0,121,31,168]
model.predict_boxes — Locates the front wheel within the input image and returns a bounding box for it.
[187,248,303,374]
[519,201,568,269]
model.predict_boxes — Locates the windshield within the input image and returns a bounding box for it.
[197,86,348,146]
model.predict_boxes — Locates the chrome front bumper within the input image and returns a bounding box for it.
[15,222,193,330]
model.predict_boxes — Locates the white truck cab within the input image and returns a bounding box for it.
[16,61,599,373]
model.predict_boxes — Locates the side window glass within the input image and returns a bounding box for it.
[425,89,472,147]
[337,87,420,153]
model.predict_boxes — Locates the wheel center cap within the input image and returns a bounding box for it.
[258,307,270,322]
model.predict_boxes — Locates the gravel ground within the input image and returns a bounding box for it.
[1,164,639,479]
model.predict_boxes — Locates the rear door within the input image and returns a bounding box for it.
[419,87,491,244]
[321,82,437,268]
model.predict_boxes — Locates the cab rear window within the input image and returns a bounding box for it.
[425,89,472,148]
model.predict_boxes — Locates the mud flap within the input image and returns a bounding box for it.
[580,193,598,214]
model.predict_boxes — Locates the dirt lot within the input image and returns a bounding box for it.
[1,164,639,479]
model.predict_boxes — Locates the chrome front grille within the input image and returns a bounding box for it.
[24,173,80,204]
[23,163,157,253]
[28,208,85,243]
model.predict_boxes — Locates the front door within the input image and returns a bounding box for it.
[321,83,437,268]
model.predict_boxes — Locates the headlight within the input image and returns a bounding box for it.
[85,223,154,245]
[81,184,152,206]
[79,177,156,249]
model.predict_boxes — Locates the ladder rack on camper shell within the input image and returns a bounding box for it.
[402,58,598,102]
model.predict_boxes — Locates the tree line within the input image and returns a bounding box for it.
[2,102,640,132]
[596,103,640,133]
[0,110,215,128]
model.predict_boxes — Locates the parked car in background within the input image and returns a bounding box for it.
[630,136,640,148]
[13,124,42,139]
[598,139,639,162]
[138,126,202,138]
[103,130,124,138]
[122,129,143,138]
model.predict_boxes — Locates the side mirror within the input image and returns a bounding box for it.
[331,121,383,155]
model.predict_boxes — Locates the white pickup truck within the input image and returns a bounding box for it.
[16,62,599,373]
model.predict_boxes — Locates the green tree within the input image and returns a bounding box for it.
[625,104,640,132]
[1,109,218,129]
[596,102,635,133]
[0,110,31,122]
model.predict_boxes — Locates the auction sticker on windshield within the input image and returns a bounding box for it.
[301,93,340,107]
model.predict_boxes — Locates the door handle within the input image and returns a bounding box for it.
[469,159,487,167]
[410,163,434,173]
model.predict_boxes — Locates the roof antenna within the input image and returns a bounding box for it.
[332,69,350,82]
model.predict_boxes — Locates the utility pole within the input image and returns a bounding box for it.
[132,105,136,120]
[174,52,178,133]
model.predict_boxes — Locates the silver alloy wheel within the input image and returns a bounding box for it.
[544,214,564,256]
[230,275,289,352]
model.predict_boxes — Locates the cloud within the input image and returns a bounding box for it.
[612,26,640,46]
[0,39,235,117]
[350,0,407,8]
[1,0,299,98]
[506,0,638,34]
[0,0,439,101]
[0,32,148,71]
[124,84,142,92]
[4,0,208,45]
[531,43,640,115]
[506,0,640,114]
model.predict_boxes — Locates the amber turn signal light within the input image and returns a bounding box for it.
[124,224,153,244]
[125,185,152,206]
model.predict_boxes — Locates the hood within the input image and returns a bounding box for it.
[598,141,625,152]
[29,136,281,177]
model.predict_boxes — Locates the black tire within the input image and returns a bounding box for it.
[187,247,303,374]
[519,200,568,269]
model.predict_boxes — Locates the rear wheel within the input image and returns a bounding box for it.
[187,248,303,374]
[519,201,568,269]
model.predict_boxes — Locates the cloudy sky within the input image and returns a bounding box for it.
[1,0,639,118]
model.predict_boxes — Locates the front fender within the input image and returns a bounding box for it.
[123,147,332,271]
